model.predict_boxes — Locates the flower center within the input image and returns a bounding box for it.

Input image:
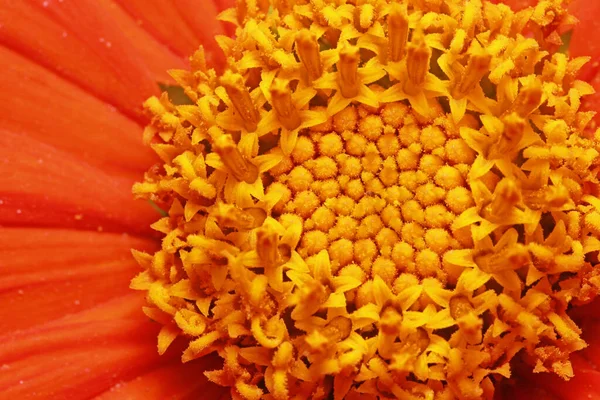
[268,102,475,286]
[131,0,600,399]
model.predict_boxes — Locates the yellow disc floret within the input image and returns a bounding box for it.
[132,0,600,399]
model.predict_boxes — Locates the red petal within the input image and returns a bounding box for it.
[0,228,157,332]
[569,0,600,122]
[579,320,600,369]
[0,298,165,399]
[0,131,157,234]
[114,0,223,59]
[0,293,227,399]
[93,357,227,400]
[173,0,229,67]
[496,383,558,400]
[523,355,600,400]
[211,0,236,37]
[0,45,157,173]
[0,0,182,120]
[213,0,235,11]
[569,0,600,64]
[490,0,537,11]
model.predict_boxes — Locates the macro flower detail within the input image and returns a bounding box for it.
[131,0,600,398]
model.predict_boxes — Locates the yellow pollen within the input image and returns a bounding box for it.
[132,0,600,399]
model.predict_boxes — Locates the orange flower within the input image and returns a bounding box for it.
[1,1,600,399]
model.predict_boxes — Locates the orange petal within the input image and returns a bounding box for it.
[0,228,157,332]
[569,0,600,120]
[55,293,149,325]
[0,131,157,234]
[490,0,537,11]
[212,0,236,37]
[569,0,600,64]
[93,357,228,400]
[0,0,180,119]
[173,0,229,67]
[115,0,224,62]
[28,0,190,82]
[0,45,157,174]
[213,0,235,11]
[523,355,600,400]
[580,320,600,369]
[0,303,165,399]
[496,383,558,400]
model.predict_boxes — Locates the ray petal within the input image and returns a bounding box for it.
[0,0,186,119]
[0,228,157,333]
[0,46,157,173]
[0,132,157,234]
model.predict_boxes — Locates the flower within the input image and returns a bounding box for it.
[1,1,600,400]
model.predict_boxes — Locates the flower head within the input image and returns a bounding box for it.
[132,0,600,398]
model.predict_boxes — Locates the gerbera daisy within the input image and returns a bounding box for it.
[1,0,600,400]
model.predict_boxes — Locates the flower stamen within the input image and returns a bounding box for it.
[337,44,361,98]
[270,78,302,131]
[451,49,492,99]
[406,29,431,93]
[221,71,260,132]
[296,30,323,83]
[213,133,259,183]
[256,225,281,267]
[510,79,544,117]
[387,3,409,62]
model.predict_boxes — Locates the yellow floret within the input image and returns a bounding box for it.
[445,138,476,164]
[337,154,362,177]
[434,165,465,189]
[318,133,344,157]
[359,114,384,140]
[287,166,314,192]
[293,190,320,218]
[300,230,329,256]
[344,132,368,156]
[311,206,336,231]
[328,238,354,269]
[307,156,338,179]
[133,1,600,399]
[372,257,397,285]
[291,136,316,164]
[396,148,420,170]
[445,186,475,214]
[333,106,358,132]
